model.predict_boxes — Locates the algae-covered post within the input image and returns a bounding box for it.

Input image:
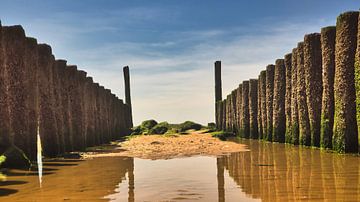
[215,61,222,128]
[356,13,360,149]
[272,59,286,143]
[237,84,243,135]
[222,100,226,131]
[265,65,275,141]
[304,33,323,147]
[333,11,358,153]
[320,26,336,149]
[297,42,311,146]
[291,48,300,145]
[123,66,133,128]
[242,81,250,138]
[231,90,237,132]
[249,79,258,139]
[257,75,263,139]
[259,71,267,140]
[284,53,292,143]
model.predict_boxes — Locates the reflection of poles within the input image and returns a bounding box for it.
[217,157,225,202]
[128,158,135,202]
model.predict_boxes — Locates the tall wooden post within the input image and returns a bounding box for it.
[215,61,222,128]
[123,66,133,128]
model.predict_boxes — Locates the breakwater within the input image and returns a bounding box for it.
[0,23,132,160]
[215,11,360,153]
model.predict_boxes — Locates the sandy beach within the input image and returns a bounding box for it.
[82,131,248,160]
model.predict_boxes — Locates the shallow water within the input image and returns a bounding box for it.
[0,139,359,201]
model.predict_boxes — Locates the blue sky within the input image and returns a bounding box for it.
[0,0,359,125]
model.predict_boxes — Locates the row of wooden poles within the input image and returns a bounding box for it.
[0,23,133,160]
[215,11,360,153]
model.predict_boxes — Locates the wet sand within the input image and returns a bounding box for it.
[82,131,248,160]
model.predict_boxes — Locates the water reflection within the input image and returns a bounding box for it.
[221,139,360,201]
[0,139,359,201]
[1,157,133,201]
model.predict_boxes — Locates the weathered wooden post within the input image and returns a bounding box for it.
[123,66,133,128]
[291,48,300,145]
[304,33,323,147]
[273,59,286,143]
[3,26,29,156]
[297,42,311,146]
[226,95,231,131]
[93,83,101,145]
[356,14,360,150]
[259,71,267,140]
[320,26,336,149]
[222,99,226,131]
[231,90,237,132]
[242,81,250,138]
[38,44,59,156]
[0,22,12,155]
[78,70,87,147]
[215,61,222,128]
[53,60,65,153]
[249,79,258,139]
[265,64,275,141]
[257,76,263,139]
[284,53,292,143]
[24,37,39,159]
[85,77,96,146]
[237,84,243,135]
[333,11,359,153]
[68,66,85,151]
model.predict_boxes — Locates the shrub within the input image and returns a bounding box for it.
[211,131,235,141]
[179,121,202,132]
[140,119,158,130]
[150,122,169,134]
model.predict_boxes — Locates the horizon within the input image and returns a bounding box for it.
[0,0,359,125]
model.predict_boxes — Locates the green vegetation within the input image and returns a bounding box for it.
[355,56,360,147]
[211,131,235,141]
[149,122,169,134]
[130,120,204,136]
[178,121,202,132]
[1,146,31,168]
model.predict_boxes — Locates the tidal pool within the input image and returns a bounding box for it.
[0,139,359,201]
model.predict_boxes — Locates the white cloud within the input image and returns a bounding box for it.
[2,9,335,125]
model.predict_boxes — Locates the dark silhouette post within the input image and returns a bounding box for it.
[215,61,222,128]
[123,66,133,128]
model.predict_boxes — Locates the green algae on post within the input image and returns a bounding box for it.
[259,71,267,140]
[291,48,300,145]
[304,33,323,147]
[284,53,292,143]
[333,11,359,153]
[242,81,250,138]
[296,42,311,146]
[249,79,258,139]
[320,26,336,149]
[272,59,286,143]
[265,65,275,141]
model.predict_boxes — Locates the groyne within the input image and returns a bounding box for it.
[0,23,133,161]
[215,11,360,153]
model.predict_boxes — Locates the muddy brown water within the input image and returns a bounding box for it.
[0,139,359,201]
